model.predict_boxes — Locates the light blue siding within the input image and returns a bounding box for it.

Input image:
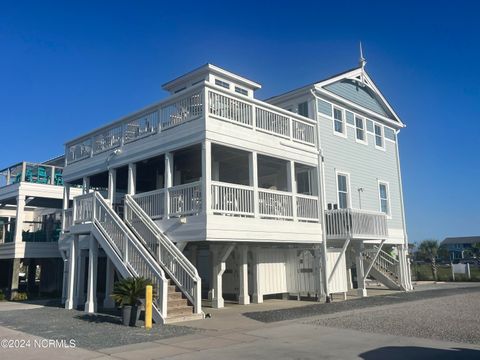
[324,80,390,117]
[384,127,396,141]
[346,111,354,125]
[317,99,403,231]
[366,119,374,132]
[317,99,332,116]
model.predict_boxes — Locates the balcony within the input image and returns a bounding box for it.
[127,181,319,223]
[65,83,316,166]
[0,162,64,188]
[325,208,388,240]
[0,217,62,244]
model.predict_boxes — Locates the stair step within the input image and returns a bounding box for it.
[164,313,204,324]
[168,285,177,293]
[168,305,194,317]
[168,292,183,300]
[168,298,188,308]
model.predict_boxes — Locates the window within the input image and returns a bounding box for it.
[375,124,384,148]
[298,102,309,117]
[215,79,230,89]
[337,173,349,209]
[333,108,344,135]
[379,182,390,215]
[384,127,396,141]
[235,86,248,96]
[355,116,366,142]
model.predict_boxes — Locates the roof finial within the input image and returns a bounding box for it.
[359,41,366,69]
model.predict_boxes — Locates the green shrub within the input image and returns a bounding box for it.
[0,290,5,301]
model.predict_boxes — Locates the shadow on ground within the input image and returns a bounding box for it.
[359,346,480,360]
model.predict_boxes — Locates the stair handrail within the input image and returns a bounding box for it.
[74,191,168,320]
[124,194,202,314]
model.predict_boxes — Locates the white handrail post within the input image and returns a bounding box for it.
[127,163,136,196]
[194,280,202,314]
[288,160,297,221]
[108,168,116,207]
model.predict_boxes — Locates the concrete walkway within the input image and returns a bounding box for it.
[0,283,479,359]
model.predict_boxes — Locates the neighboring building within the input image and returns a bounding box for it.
[58,60,412,324]
[0,157,81,299]
[441,236,480,260]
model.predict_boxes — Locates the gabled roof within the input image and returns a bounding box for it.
[441,236,480,246]
[266,66,405,128]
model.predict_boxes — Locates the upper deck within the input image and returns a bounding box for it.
[64,71,318,179]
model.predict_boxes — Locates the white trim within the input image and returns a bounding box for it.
[377,180,391,219]
[354,115,368,145]
[332,107,347,138]
[335,170,351,209]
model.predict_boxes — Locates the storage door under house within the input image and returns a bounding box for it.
[326,249,348,294]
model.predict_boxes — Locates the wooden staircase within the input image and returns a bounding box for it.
[165,280,203,324]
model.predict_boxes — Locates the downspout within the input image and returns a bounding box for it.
[394,130,412,290]
[311,89,330,302]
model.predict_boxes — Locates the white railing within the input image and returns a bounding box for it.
[66,87,204,165]
[211,181,254,216]
[74,193,94,223]
[325,208,388,239]
[208,91,252,126]
[296,195,318,221]
[124,195,202,314]
[132,189,165,219]
[168,182,202,217]
[73,192,168,321]
[207,87,316,145]
[258,189,293,220]
[160,91,203,130]
[255,107,290,138]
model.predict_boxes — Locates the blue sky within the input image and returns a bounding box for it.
[0,1,478,243]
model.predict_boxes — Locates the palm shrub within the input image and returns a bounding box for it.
[418,239,439,281]
[111,276,155,306]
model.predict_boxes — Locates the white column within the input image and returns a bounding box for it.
[314,246,326,301]
[211,249,224,308]
[82,176,90,195]
[201,140,212,215]
[62,183,71,232]
[238,245,250,305]
[164,152,173,218]
[252,248,263,303]
[65,235,78,309]
[108,168,117,206]
[288,160,297,221]
[14,195,26,243]
[355,242,367,297]
[249,152,259,218]
[85,236,98,313]
[127,163,136,196]
[103,258,116,308]
[75,250,86,307]
[61,256,69,304]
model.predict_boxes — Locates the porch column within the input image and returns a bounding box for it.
[212,244,235,308]
[61,256,68,304]
[288,160,297,221]
[103,257,116,308]
[355,242,367,297]
[252,248,263,303]
[189,245,198,267]
[62,183,71,232]
[238,245,250,305]
[65,235,78,309]
[108,168,117,206]
[398,245,412,291]
[249,152,259,218]
[27,259,37,294]
[14,195,26,243]
[75,249,86,307]
[85,236,98,313]
[202,140,212,214]
[164,152,173,218]
[127,163,136,196]
[313,246,326,301]
[9,258,21,300]
[82,176,90,194]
